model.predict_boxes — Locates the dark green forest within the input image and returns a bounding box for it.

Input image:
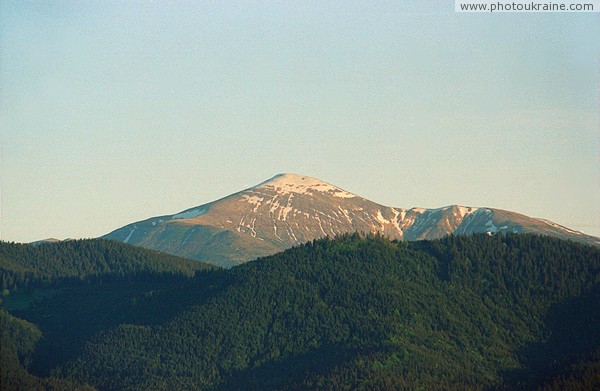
[0,239,215,390]
[1,234,599,390]
[0,239,215,291]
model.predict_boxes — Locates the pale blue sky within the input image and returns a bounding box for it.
[1,1,598,242]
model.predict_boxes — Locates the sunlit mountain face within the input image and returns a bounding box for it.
[104,173,600,267]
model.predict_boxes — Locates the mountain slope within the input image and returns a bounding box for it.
[104,173,599,267]
[0,239,216,291]
[25,234,598,390]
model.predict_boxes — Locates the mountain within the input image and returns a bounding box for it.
[103,173,600,267]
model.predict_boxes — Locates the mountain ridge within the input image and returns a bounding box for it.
[103,173,600,267]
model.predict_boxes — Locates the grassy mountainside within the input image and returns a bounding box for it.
[2,233,599,390]
[104,174,600,268]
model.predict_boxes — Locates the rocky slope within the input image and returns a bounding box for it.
[103,174,600,267]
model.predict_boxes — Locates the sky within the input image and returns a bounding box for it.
[0,1,598,243]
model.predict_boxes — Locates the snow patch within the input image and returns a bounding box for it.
[273,224,283,241]
[457,206,478,218]
[390,208,404,234]
[257,173,356,198]
[124,229,135,243]
[338,206,353,224]
[330,190,356,198]
[173,207,207,220]
[286,223,298,242]
[316,216,327,236]
[485,219,498,233]
[376,210,387,231]
[241,194,264,212]
[181,227,198,246]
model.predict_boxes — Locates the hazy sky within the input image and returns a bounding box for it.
[1,1,599,242]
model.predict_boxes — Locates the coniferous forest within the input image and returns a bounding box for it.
[1,234,599,390]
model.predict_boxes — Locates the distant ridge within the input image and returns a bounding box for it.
[104,173,600,267]
[30,238,65,246]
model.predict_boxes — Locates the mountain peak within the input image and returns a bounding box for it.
[104,174,600,267]
[255,173,357,198]
[30,238,63,246]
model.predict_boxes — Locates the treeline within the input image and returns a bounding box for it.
[39,233,599,390]
[0,239,215,291]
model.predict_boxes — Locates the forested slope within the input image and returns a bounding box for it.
[2,234,599,390]
[0,239,215,291]
[0,239,215,390]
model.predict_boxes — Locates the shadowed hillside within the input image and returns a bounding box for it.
[2,233,598,390]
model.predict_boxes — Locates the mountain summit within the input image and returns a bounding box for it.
[104,173,600,267]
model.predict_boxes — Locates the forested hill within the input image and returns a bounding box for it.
[0,239,216,291]
[2,233,600,390]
